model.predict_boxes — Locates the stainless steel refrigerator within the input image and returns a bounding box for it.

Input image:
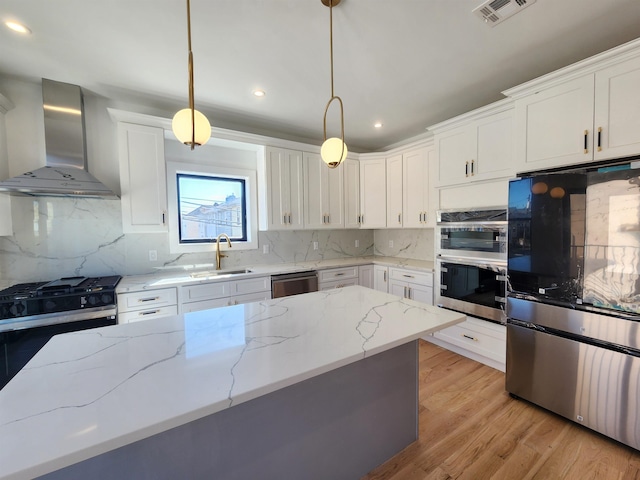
[506,162,640,451]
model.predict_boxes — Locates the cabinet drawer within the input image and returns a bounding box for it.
[230,277,271,296]
[118,305,178,323]
[181,297,230,313]
[118,288,177,311]
[318,266,359,282]
[433,318,506,363]
[182,281,230,302]
[319,278,359,291]
[389,268,433,287]
[231,291,272,305]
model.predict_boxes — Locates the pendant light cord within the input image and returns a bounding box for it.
[187,0,195,149]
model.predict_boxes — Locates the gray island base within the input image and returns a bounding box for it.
[41,341,418,480]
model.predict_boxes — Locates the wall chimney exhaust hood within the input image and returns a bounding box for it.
[0,79,118,198]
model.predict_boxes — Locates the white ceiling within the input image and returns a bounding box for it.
[1,0,640,152]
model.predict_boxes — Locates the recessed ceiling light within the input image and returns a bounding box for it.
[253,90,266,97]
[5,20,31,35]
[374,122,383,128]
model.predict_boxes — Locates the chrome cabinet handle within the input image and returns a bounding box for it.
[398,213,401,224]
[139,309,160,316]
[465,161,469,177]
[403,274,415,279]
[597,126,602,152]
[383,271,387,282]
[138,297,160,303]
[462,334,478,342]
[334,272,345,276]
[471,159,475,176]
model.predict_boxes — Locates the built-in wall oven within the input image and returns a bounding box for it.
[436,208,508,324]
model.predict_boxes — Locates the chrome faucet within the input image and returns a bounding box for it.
[215,233,232,270]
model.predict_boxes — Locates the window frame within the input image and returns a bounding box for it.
[167,161,258,254]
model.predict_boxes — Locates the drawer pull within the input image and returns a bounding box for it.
[138,297,160,303]
[403,274,415,278]
[139,310,160,316]
[462,334,478,342]
[334,272,345,276]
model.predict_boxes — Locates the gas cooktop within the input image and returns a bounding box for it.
[0,276,122,320]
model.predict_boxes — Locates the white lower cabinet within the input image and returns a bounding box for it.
[117,288,179,323]
[181,276,271,313]
[319,266,359,290]
[373,265,389,293]
[388,267,433,305]
[427,316,506,372]
[358,265,374,289]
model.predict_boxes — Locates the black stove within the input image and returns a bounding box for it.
[0,275,122,390]
[0,276,122,320]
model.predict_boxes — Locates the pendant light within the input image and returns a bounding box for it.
[172,0,211,149]
[320,0,348,168]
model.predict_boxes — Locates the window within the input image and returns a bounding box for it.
[166,161,258,254]
[176,173,247,243]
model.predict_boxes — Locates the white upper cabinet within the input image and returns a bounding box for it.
[303,152,343,229]
[402,147,430,228]
[507,48,640,172]
[359,158,387,229]
[514,75,595,171]
[117,122,167,233]
[263,147,304,230]
[343,158,361,230]
[386,154,403,228]
[593,56,640,161]
[433,101,515,188]
[0,92,13,237]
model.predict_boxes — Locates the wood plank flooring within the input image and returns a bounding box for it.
[362,340,640,480]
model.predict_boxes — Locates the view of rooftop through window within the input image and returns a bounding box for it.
[176,173,247,243]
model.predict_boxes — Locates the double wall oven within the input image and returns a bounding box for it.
[436,208,507,324]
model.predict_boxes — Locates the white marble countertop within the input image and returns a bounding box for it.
[0,286,462,480]
[116,255,435,293]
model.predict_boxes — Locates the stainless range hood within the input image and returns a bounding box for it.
[0,79,118,198]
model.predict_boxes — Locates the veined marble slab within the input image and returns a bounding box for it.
[0,286,462,480]
[116,255,435,293]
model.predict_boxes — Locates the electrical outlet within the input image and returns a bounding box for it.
[148,250,158,261]
[263,244,270,254]
[355,239,359,248]
[388,240,394,248]
[313,241,319,250]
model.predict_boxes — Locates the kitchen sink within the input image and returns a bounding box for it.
[189,269,252,278]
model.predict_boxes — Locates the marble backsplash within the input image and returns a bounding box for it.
[0,197,434,289]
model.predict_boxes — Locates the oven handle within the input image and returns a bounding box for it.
[0,305,117,333]
[438,255,506,270]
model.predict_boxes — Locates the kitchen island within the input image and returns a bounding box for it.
[0,286,464,480]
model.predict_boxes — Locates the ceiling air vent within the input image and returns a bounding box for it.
[473,0,537,27]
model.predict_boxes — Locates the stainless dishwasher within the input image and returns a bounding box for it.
[271,271,319,298]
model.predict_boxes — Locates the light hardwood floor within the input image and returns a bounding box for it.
[362,340,640,480]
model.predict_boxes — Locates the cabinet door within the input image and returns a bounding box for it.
[436,126,471,187]
[359,158,387,229]
[386,154,403,227]
[265,147,304,230]
[515,75,595,171]
[594,56,640,161]
[343,158,361,229]
[118,123,167,233]
[358,265,374,289]
[389,280,407,298]
[407,283,433,305]
[402,148,429,228]
[303,152,343,229]
[473,110,514,181]
[373,265,389,293]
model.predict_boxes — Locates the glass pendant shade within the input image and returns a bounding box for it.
[321,137,348,168]
[172,108,211,147]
